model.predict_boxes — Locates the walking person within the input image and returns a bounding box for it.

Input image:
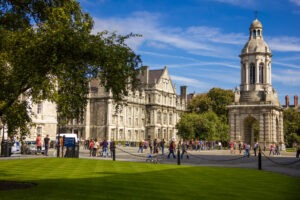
[102,139,108,157]
[153,139,157,154]
[149,140,153,154]
[61,135,65,157]
[245,143,250,158]
[167,141,176,159]
[180,140,189,159]
[239,141,242,155]
[89,139,94,157]
[269,144,274,156]
[110,139,116,158]
[138,141,143,153]
[36,134,42,154]
[161,139,165,155]
[275,143,280,155]
[95,139,100,157]
[44,135,50,156]
[253,142,258,156]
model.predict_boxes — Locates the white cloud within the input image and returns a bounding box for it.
[170,75,210,89]
[273,69,300,86]
[290,0,300,6]
[267,36,300,52]
[166,61,240,69]
[138,51,198,62]
[272,61,300,69]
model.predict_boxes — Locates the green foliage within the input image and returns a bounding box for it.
[0,0,142,137]
[181,88,233,141]
[176,111,229,141]
[283,108,300,145]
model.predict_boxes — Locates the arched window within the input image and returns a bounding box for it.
[259,64,264,83]
[253,30,256,37]
[250,63,255,84]
[257,30,260,36]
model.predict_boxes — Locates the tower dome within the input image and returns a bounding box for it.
[250,19,263,29]
[241,18,271,55]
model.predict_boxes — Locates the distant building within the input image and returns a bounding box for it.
[283,95,299,111]
[228,18,284,147]
[63,66,187,142]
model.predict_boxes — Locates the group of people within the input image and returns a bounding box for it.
[87,138,115,158]
[35,134,50,156]
[229,141,282,157]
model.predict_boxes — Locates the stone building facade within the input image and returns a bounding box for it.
[228,19,284,147]
[65,66,187,142]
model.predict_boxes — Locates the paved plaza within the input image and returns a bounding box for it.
[1,147,299,178]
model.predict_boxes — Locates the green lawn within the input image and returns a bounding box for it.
[0,158,299,200]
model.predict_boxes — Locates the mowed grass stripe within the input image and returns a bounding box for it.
[0,158,299,200]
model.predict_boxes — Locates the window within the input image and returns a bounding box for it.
[257,30,260,36]
[250,63,255,84]
[259,64,264,83]
[169,113,173,125]
[158,95,161,103]
[170,97,172,105]
[112,115,117,124]
[129,117,132,126]
[128,107,132,115]
[158,129,161,139]
[164,96,166,104]
[134,130,138,140]
[157,112,161,123]
[163,113,167,124]
[135,118,138,126]
[37,102,42,114]
[120,116,123,123]
[135,107,138,114]
[119,129,123,140]
[142,118,145,126]
[111,129,115,139]
[37,127,42,136]
[128,130,131,140]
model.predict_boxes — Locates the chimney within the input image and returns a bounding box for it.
[180,86,187,102]
[295,95,298,107]
[285,95,289,108]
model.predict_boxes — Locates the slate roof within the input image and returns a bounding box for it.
[148,69,164,85]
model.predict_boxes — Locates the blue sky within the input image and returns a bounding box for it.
[79,0,300,105]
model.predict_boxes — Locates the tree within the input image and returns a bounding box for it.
[283,108,300,145]
[188,88,234,122]
[0,0,142,137]
[176,112,196,140]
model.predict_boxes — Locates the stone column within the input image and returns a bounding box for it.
[256,60,260,84]
[245,62,249,89]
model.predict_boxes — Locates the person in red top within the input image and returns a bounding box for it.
[36,134,41,154]
[89,139,94,157]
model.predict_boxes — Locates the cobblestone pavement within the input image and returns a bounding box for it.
[1,147,299,178]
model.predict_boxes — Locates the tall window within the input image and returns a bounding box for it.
[37,102,42,114]
[163,113,167,124]
[169,113,173,125]
[250,63,255,84]
[37,127,42,136]
[259,64,264,83]
[157,112,161,124]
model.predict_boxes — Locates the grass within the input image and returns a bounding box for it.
[0,158,299,200]
[286,148,296,152]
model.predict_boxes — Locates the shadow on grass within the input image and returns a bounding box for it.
[0,161,299,200]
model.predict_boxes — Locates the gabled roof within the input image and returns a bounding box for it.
[148,69,164,85]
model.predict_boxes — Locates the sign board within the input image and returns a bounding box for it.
[63,137,75,147]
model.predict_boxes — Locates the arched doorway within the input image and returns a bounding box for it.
[244,116,259,146]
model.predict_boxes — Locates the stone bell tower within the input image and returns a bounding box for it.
[228,18,284,147]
